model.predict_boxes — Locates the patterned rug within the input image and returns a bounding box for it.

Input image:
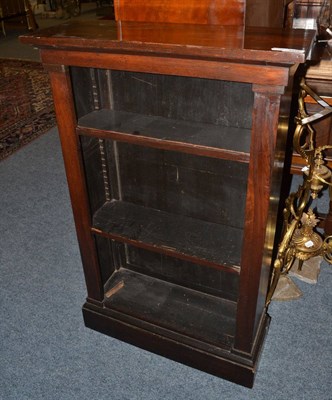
[0,59,56,161]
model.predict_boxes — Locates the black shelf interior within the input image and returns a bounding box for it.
[73,68,254,161]
[78,108,251,160]
[76,68,251,314]
[81,136,249,224]
[92,200,243,270]
[103,268,237,349]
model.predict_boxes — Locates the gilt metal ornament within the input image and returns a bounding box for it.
[266,78,332,305]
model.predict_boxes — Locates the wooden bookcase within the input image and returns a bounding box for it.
[21,11,314,387]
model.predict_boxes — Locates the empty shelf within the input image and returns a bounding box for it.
[104,268,237,348]
[78,109,251,161]
[92,200,243,272]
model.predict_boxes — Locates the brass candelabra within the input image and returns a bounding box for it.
[266,78,332,305]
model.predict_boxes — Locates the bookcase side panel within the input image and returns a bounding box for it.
[234,83,289,355]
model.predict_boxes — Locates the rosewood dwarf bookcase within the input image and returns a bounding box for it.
[21,0,315,387]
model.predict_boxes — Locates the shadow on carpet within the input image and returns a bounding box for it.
[0,58,56,161]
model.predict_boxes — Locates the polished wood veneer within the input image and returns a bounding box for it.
[113,0,245,25]
[22,20,313,64]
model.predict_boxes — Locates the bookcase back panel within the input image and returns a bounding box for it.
[105,142,249,229]
[124,245,240,301]
[111,71,254,130]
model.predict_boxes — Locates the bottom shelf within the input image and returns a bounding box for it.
[103,268,236,349]
[83,277,271,388]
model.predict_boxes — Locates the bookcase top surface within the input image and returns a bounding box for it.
[20,20,315,64]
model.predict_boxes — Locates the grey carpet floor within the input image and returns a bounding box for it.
[1,128,331,399]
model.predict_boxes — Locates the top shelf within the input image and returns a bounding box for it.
[77,109,251,162]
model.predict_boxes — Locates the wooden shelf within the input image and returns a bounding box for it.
[77,109,251,162]
[103,268,237,349]
[92,200,243,273]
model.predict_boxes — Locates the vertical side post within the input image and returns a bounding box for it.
[234,84,286,355]
[46,63,104,303]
